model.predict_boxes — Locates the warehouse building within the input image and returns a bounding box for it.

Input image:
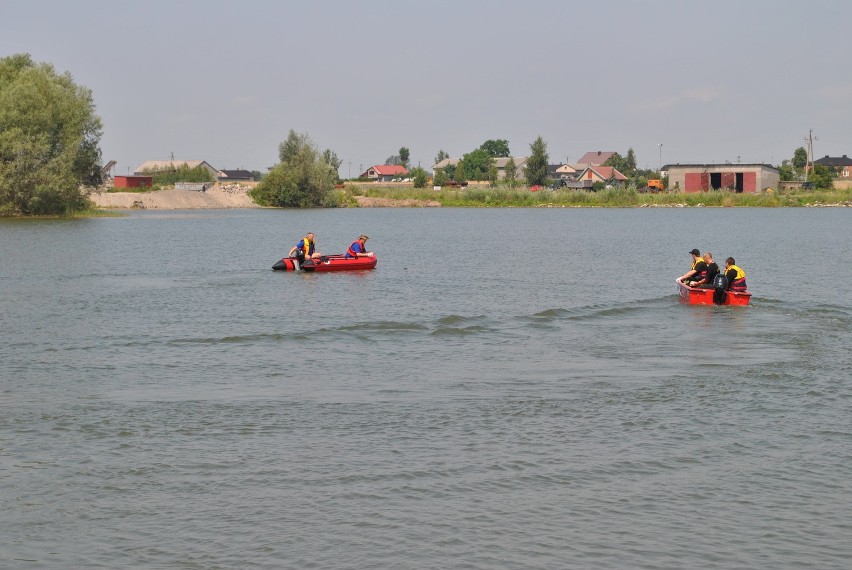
[664,163,779,193]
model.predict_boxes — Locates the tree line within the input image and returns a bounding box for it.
[1,53,837,215]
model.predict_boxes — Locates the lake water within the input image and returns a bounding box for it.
[1,207,850,569]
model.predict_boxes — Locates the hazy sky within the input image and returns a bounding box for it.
[4,0,851,177]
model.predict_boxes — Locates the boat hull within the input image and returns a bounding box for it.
[273,254,377,272]
[677,280,750,306]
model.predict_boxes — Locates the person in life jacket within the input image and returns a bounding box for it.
[679,248,707,285]
[345,234,373,259]
[690,252,720,289]
[288,232,321,261]
[724,257,748,292]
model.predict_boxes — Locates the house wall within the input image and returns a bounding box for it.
[668,165,779,193]
[114,175,153,188]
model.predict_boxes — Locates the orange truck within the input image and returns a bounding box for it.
[647,179,665,191]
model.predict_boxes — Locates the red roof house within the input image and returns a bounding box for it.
[360,164,409,181]
[576,151,617,166]
[576,165,629,184]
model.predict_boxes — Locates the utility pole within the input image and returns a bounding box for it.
[657,143,663,174]
[804,129,817,182]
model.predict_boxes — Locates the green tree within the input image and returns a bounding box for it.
[454,159,466,183]
[443,163,456,181]
[487,163,498,186]
[433,168,448,186]
[504,157,518,188]
[603,152,627,174]
[461,148,494,181]
[279,130,307,163]
[252,129,336,207]
[409,166,428,188]
[778,160,795,182]
[0,53,103,216]
[399,147,410,169]
[322,149,342,181]
[479,139,510,158]
[525,136,549,186]
[809,164,834,189]
[792,147,808,170]
[434,149,449,165]
[624,148,637,175]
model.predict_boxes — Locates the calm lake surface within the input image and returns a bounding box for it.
[1,207,850,569]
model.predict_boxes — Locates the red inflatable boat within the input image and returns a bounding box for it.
[676,279,751,306]
[273,254,377,272]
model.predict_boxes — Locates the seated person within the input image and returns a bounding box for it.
[679,248,707,286]
[345,235,373,258]
[288,232,321,262]
[724,257,748,292]
[691,252,720,288]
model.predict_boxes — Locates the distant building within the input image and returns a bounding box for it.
[360,165,409,182]
[549,163,579,181]
[575,165,628,185]
[665,163,780,193]
[217,169,254,181]
[813,154,852,178]
[576,151,617,166]
[114,175,153,189]
[134,160,218,178]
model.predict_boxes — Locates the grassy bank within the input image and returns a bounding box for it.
[343,183,852,208]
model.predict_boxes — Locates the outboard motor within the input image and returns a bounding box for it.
[292,249,305,270]
[713,273,728,305]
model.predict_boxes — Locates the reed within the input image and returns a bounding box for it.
[340,184,852,208]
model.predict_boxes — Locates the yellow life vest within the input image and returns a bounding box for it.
[727,264,745,280]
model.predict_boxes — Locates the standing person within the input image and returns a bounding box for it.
[679,248,707,285]
[345,235,373,258]
[288,232,321,262]
[724,257,748,292]
[691,252,720,288]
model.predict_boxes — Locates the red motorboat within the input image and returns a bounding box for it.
[676,279,750,306]
[273,254,377,272]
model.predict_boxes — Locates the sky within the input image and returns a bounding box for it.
[3,0,851,178]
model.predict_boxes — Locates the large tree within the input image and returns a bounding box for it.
[461,148,494,181]
[479,139,510,158]
[525,136,549,186]
[398,147,410,169]
[252,129,336,207]
[0,53,103,216]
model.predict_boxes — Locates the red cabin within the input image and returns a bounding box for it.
[114,175,153,189]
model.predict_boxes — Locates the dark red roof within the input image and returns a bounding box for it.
[577,151,616,165]
[369,165,408,176]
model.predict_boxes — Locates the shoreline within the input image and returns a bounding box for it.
[85,184,852,210]
[88,183,260,209]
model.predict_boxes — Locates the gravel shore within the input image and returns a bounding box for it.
[89,183,259,209]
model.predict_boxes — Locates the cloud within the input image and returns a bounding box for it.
[633,87,728,112]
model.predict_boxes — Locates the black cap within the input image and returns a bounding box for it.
[689,248,700,256]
